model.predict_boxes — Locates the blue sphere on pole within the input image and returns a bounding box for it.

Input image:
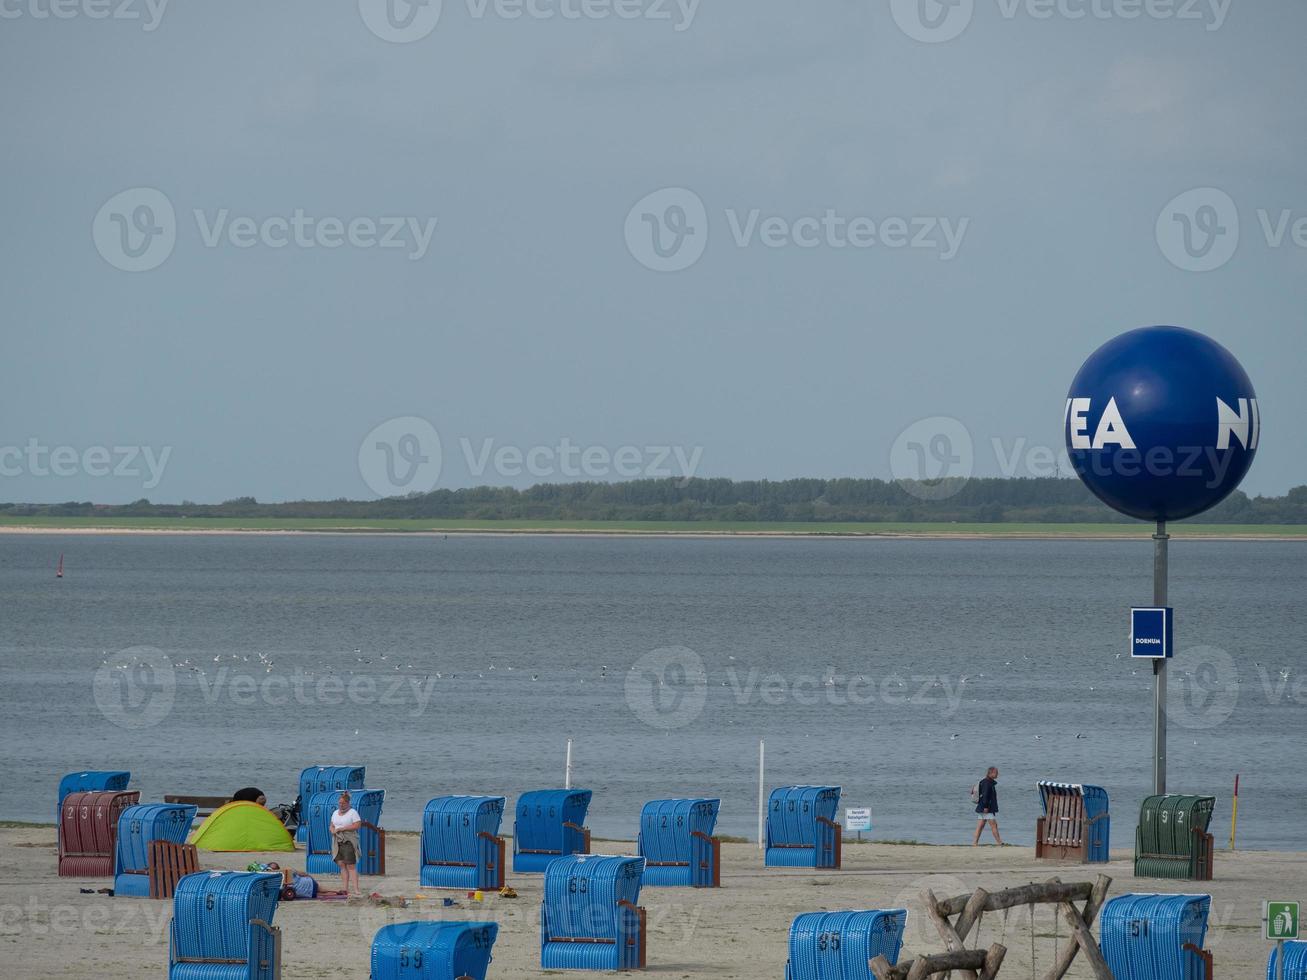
[1065,326,1259,522]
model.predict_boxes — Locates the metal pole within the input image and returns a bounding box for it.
[565,738,573,790]
[1229,773,1239,850]
[758,739,765,851]
[1153,519,1169,796]
[1277,938,1285,980]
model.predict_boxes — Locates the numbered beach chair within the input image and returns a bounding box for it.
[513,789,592,873]
[1099,893,1212,980]
[1035,781,1111,864]
[168,871,282,980]
[304,789,386,876]
[540,855,647,971]
[58,770,130,817]
[371,922,499,980]
[765,786,841,869]
[58,789,140,876]
[784,909,908,980]
[296,765,365,842]
[114,802,199,898]
[420,796,506,890]
[57,771,130,851]
[637,798,721,888]
[1135,795,1216,881]
[1268,940,1307,980]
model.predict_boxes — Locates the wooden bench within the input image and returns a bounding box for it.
[114,840,201,899]
[164,795,230,820]
[148,840,200,899]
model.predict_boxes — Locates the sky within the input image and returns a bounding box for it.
[1,0,1304,503]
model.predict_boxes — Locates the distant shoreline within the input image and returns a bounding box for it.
[1,520,1303,541]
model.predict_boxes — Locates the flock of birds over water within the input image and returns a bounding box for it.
[101,648,553,685]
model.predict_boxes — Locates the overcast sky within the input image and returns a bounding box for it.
[2,0,1304,503]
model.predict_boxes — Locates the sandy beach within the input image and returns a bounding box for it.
[6,826,1298,978]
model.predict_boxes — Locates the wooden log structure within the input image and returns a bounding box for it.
[935,880,1095,917]
[883,874,1116,980]
[869,944,1007,980]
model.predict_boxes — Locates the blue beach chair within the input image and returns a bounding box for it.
[304,789,386,876]
[371,922,499,980]
[637,798,721,887]
[540,855,647,971]
[785,910,908,980]
[765,786,841,869]
[1099,893,1212,980]
[168,871,282,980]
[114,802,198,897]
[513,789,592,873]
[295,766,365,842]
[420,796,506,890]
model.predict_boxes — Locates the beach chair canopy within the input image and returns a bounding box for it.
[1100,893,1211,980]
[371,921,499,980]
[786,910,909,980]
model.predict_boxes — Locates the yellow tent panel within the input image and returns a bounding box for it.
[190,801,296,852]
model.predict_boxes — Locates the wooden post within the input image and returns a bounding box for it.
[957,887,991,942]
[868,954,894,980]
[869,946,1008,980]
[923,889,980,980]
[938,881,1093,917]
[1053,894,1114,980]
[980,943,1008,980]
[1042,874,1111,980]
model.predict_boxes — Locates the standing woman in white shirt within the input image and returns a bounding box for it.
[329,791,363,895]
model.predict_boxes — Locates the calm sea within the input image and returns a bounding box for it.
[2,532,1303,850]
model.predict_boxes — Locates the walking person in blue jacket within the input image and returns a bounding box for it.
[971,767,1003,846]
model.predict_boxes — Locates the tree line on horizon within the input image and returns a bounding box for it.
[5,477,1307,524]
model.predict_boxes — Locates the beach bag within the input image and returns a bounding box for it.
[969,783,980,804]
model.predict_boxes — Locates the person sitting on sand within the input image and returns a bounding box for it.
[329,791,363,896]
[231,787,267,806]
[972,766,1003,846]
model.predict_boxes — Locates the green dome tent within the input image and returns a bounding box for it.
[190,801,295,852]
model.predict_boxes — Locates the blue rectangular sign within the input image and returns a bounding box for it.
[1131,606,1174,659]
